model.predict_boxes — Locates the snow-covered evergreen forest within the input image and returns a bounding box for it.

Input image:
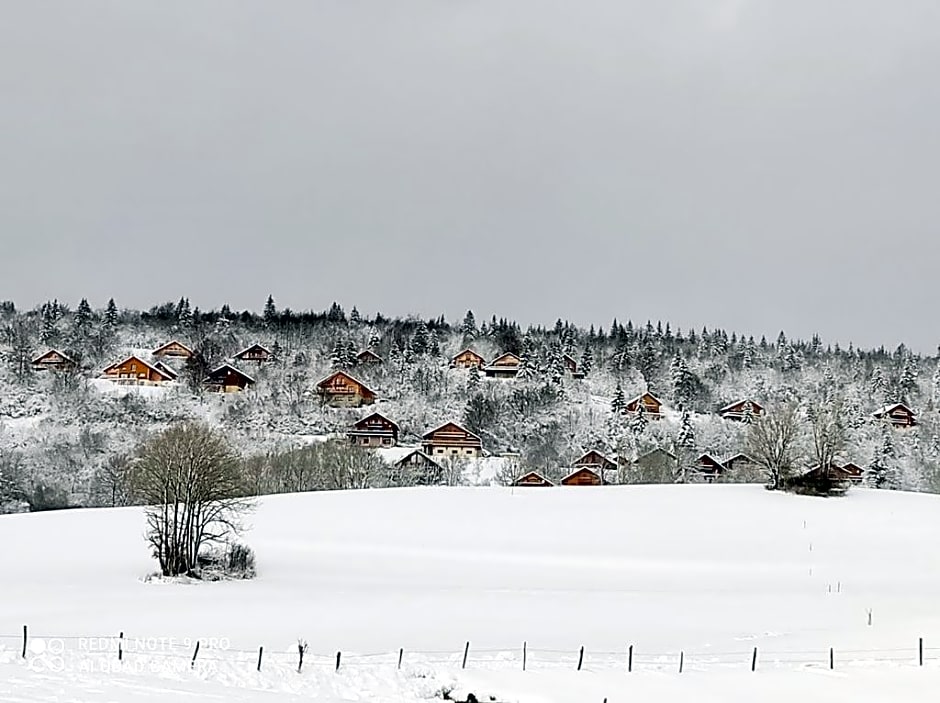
[1,295,938,512]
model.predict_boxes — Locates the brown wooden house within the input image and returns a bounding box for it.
[573,450,617,472]
[152,359,180,380]
[625,392,663,419]
[204,363,255,393]
[718,399,765,422]
[421,422,483,458]
[386,448,444,486]
[316,371,377,408]
[348,412,399,448]
[451,349,486,369]
[873,402,917,428]
[560,467,602,486]
[690,453,727,482]
[803,462,864,483]
[563,354,585,379]
[356,349,384,365]
[840,462,865,483]
[483,352,522,379]
[723,453,759,473]
[102,355,174,385]
[513,471,555,487]
[152,340,194,360]
[32,349,76,372]
[234,344,273,364]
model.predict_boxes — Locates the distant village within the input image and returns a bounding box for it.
[28,337,919,489]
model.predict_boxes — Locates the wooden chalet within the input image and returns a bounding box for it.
[690,453,727,482]
[573,450,617,472]
[629,448,679,483]
[513,471,555,487]
[624,392,663,419]
[152,359,179,380]
[102,355,174,385]
[234,344,273,364]
[421,422,483,458]
[356,349,384,365]
[718,399,765,422]
[348,412,399,448]
[483,352,522,379]
[387,448,444,485]
[723,453,759,473]
[451,349,485,370]
[873,402,916,428]
[32,349,76,372]
[563,354,585,379]
[803,462,863,483]
[204,363,255,393]
[152,340,194,360]
[560,466,602,486]
[316,371,377,408]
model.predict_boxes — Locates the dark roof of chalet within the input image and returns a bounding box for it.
[205,363,255,384]
[152,340,193,355]
[723,452,757,465]
[514,470,555,485]
[574,449,616,466]
[152,359,180,378]
[560,466,601,482]
[421,421,482,442]
[693,453,727,470]
[32,349,76,365]
[451,348,485,360]
[103,355,174,381]
[627,392,663,406]
[351,412,399,432]
[718,399,764,413]
[356,349,384,361]
[873,402,916,417]
[393,448,443,469]
[234,343,273,358]
[315,370,376,394]
[485,352,522,366]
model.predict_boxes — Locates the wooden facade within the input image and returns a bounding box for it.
[451,349,485,369]
[102,356,174,385]
[560,467,602,486]
[718,399,765,422]
[204,363,255,393]
[356,349,384,365]
[803,462,863,483]
[348,412,399,448]
[873,402,916,427]
[513,471,555,487]
[723,453,759,473]
[32,349,76,372]
[690,453,727,481]
[484,352,523,379]
[563,354,585,379]
[316,371,377,408]
[152,360,179,380]
[421,422,483,458]
[152,340,194,360]
[573,450,617,472]
[840,462,865,483]
[234,344,273,364]
[624,392,663,419]
[388,449,443,486]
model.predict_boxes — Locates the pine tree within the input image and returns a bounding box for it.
[867,428,900,489]
[466,364,481,395]
[677,410,695,452]
[263,295,277,326]
[40,302,59,346]
[74,298,93,334]
[368,327,381,350]
[411,320,430,356]
[579,346,593,376]
[611,382,626,414]
[898,356,917,401]
[349,306,361,325]
[428,332,441,357]
[104,298,118,329]
[670,351,695,410]
[629,402,648,437]
[331,338,348,369]
[461,310,478,341]
[176,297,193,327]
[345,340,358,367]
[327,302,346,324]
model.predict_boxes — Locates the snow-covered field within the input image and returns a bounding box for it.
[1,485,940,701]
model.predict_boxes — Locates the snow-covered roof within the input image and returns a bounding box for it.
[376,446,429,466]
[350,411,399,432]
[718,398,763,413]
[102,355,174,381]
[421,421,482,442]
[234,343,272,358]
[207,363,256,384]
[451,348,484,361]
[316,370,376,395]
[873,402,915,417]
[560,466,600,482]
[32,349,76,365]
[152,340,193,356]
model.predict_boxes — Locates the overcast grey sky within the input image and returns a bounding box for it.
[2,1,939,350]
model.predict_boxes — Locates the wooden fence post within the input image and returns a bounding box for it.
[335,651,342,672]
[829,647,834,670]
[257,646,263,672]
[462,641,470,669]
[21,625,27,659]
[751,646,757,672]
[298,641,307,673]
[118,632,124,662]
[919,638,924,666]
[398,648,404,670]
[191,641,200,668]
[628,645,633,673]
[523,641,527,671]
[577,646,584,671]
[679,651,684,673]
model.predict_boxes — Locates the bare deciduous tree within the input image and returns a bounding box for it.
[129,422,253,577]
[746,403,803,490]
[809,401,846,477]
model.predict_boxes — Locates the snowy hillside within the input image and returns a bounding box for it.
[2,485,940,701]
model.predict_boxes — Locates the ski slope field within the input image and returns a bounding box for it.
[1,485,940,701]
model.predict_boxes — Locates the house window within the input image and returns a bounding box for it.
[436,448,444,455]
[465,449,473,455]
[451,449,458,455]
[361,438,369,445]
[382,438,391,446]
